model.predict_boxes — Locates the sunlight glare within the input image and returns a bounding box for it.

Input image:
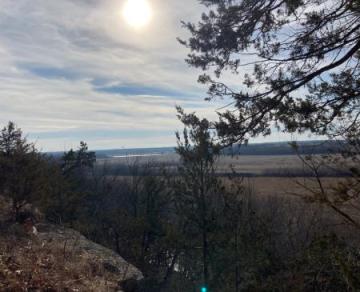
[123,0,152,29]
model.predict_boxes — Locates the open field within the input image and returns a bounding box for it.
[98,154,345,177]
[243,177,345,197]
[98,154,351,199]
[98,154,303,172]
[217,155,308,176]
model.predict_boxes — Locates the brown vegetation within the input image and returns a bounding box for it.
[0,196,142,292]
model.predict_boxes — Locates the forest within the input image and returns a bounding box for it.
[0,114,360,291]
[1,0,360,291]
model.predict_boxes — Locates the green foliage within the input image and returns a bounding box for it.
[2,121,360,291]
[173,108,249,291]
[37,141,96,224]
[0,122,54,217]
[180,0,360,144]
[62,141,96,176]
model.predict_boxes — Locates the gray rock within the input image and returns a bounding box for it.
[36,223,143,291]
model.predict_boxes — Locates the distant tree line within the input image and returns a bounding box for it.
[1,119,360,291]
[0,1,359,290]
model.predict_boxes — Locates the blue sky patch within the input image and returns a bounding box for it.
[95,84,196,99]
[20,64,79,80]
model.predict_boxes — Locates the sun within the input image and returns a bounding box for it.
[122,0,152,29]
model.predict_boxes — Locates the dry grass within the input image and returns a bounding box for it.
[0,197,141,292]
[244,177,346,197]
[0,229,127,291]
[217,155,305,175]
[100,154,344,177]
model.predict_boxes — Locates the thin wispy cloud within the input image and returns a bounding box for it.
[0,0,215,151]
[0,0,313,151]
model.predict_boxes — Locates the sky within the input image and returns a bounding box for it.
[0,0,319,151]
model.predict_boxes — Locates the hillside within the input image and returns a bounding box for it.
[0,198,143,292]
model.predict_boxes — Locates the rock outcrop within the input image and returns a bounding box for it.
[0,222,143,291]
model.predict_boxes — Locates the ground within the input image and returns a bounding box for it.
[0,197,143,292]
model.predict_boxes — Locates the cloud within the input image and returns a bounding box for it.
[0,0,214,151]
[0,0,316,152]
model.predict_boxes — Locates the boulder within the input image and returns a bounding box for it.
[0,222,143,291]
